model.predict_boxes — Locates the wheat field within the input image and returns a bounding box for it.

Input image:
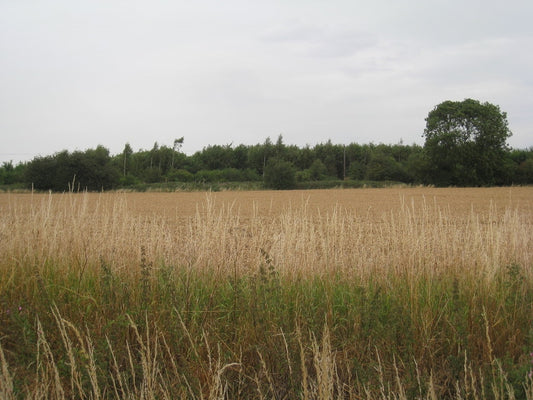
[1,187,532,399]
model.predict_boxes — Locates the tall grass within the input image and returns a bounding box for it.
[0,191,532,399]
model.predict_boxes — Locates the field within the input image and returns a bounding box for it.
[1,187,532,399]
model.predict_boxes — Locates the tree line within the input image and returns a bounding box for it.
[1,99,532,191]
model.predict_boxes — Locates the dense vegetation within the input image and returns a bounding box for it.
[1,137,532,192]
[1,99,532,191]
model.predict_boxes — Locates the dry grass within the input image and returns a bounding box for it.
[1,187,531,279]
[0,187,532,399]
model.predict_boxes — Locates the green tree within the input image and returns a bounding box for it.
[121,143,133,176]
[274,134,287,159]
[233,144,249,169]
[167,168,194,182]
[24,155,59,189]
[150,142,160,171]
[197,144,236,170]
[365,151,406,182]
[348,161,366,180]
[24,146,119,191]
[423,99,512,186]
[294,145,315,170]
[263,158,296,190]
[517,158,533,183]
[308,159,329,180]
[0,161,26,186]
[248,138,275,177]
[507,147,533,184]
[314,140,345,179]
[405,146,427,183]
[171,137,184,169]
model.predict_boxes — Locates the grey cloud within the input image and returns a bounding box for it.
[261,23,378,58]
[405,37,533,91]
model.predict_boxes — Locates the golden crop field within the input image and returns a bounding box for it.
[1,187,531,278]
[3,186,530,218]
[1,187,532,399]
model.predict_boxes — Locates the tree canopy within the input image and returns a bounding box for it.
[422,99,512,186]
[24,146,119,191]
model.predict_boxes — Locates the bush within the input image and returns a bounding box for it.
[167,169,194,182]
[308,159,329,180]
[195,169,224,183]
[242,168,262,181]
[219,168,244,182]
[348,161,366,180]
[119,174,140,186]
[365,152,409,182]
[25,147,120,191]
[143,167,162,183]
[517,158,533,184]
[263,158,296,190]
[296,170,311,182]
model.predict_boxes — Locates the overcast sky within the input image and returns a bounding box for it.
[1,0,532,164]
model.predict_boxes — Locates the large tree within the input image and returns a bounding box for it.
[121,143,133,176]
[423,99,512,186]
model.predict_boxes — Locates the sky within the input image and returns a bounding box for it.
[1,0,532,164]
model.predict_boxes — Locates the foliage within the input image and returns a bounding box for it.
[119,174,140,187]
[24,146,119,191]
[195,144,237,170]
[423,99,512,186]
[3,113,533,191]
[263,157,297,189]
[365,150,408,182]
[195,169,224,183]
[509,147,533,184]
[167,168,194,182]
[307,159,330,180]
[348,160,366,180]
[119,142,133,176]
[0,161,25,186]
[314,140,345,178]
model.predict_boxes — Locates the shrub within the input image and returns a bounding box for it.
[167,168,194,182]
[263,158,296,189]
[308,159,329,180]
[195,169,224,183]
[119,174,140,186]
[219,168,244,182]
